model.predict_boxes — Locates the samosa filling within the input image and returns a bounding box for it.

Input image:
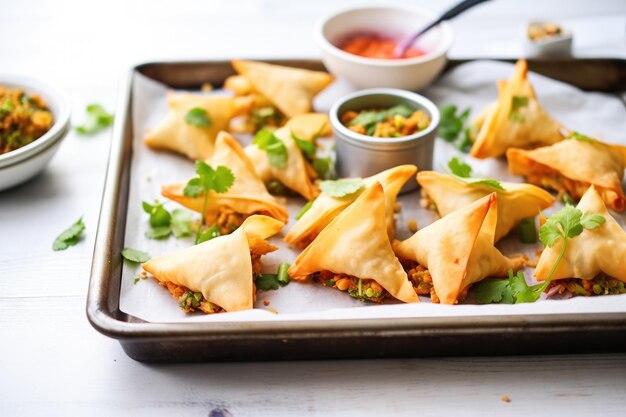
[216,207,248,234]
[401,260,468,304]
[160,240,277,314]
[546,274,626,297]
[523,161,590,200]
[313,271,387,303]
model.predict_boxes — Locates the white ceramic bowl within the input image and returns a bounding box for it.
[317,6,453,91]
[522,21,573,57]
[0,76,70,191]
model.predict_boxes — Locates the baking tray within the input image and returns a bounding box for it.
[87,58,626,362]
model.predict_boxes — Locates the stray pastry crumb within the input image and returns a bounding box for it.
[419,198,430,208]
[268,307,278,314]
[407,219,418,233]
[201,83,214,92]
[394,202,402,213]
[263,300,270,306]
[501,395,511,403]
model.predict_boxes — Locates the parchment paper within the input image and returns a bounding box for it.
[119,61,626,323]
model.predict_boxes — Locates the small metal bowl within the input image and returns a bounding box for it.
[329,88,439,192]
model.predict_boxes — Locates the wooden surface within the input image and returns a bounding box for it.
[1,0,625,415]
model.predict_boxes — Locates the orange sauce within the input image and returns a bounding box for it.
[339,34,425,60]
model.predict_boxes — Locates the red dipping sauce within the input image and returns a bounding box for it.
[339,34,425,60]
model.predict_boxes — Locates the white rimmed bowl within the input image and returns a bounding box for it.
[330,88,440,193]
[0,76,70,191]
[317,6,453,91]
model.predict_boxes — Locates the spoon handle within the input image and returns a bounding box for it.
[395,0,492,57]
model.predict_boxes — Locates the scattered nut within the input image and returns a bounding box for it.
[501,395,511,403]
[407,219,418,234]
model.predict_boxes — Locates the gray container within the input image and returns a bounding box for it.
[330,88,439,192]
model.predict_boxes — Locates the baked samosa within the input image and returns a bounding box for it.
[142,215,284,314]
[162,132,288,233]
[470,59,566,159]
[507,135,626,211]
[536,186,626,297]
[418,171,555,241]
[144,92,242,160]
[393,193,525,304]
[284,165,417,248]
[288,182,419,304]
[244,126,319,201]
[285,113,331,140]
[232,60,333,118]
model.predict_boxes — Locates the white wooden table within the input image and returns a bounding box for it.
[1,1,625,415]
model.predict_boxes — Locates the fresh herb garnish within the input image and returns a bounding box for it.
[256,263,291,291]
[121,248,151,264]
[256,274,280,291]
[184,107,212,127]
[568,131,597,143]
[52,217,86,251]
[196,225,220,244]
[509,96,529,123]
[170,209,194,238]
[277,262,290,286]
[75,104,114,135]
[319,179,365,198]
[142,201,195,240]
[183,161,235,244]
[439,105,473,152]
[519,217,537,244]
[562,193,576,206]
[312,156,335,180]
[446,157,505,191]
[348,105,415,133]
[476,206,606,304]
[296,199,315,220]
[292,131,317,160]
[253,129,288,168]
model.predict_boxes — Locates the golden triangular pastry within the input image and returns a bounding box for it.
[285,165,417,247]
[470,59,566,159]
[535,186,626,285]
[142,215,283,313]
[289,182,419,304]
[418,171,555,241]
[232,60,333,118]
[244,126,319,200]
[162,132,288,232]
[393,194,524,304]
[144,92,240,161]
[285,113,331,140]
[507,137,626,211]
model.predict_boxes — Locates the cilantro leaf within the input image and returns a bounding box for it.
[142,200,171,228]
[439,105,471,141]
[75,104,114,135]
[319,179,365,198]
[445,157,505,191]
[145,226,171,239]
[313,156,335,180]
[292,131,316,161]
[184,107,212,127]
[211,165,235,193]
[171,209,194,238]
[256,274,280,291]
[183,177,204,197]
[447,157,472,178]
[53,217,86,251]
[254,129,288,169]
[475,278,513,304]
[568,131,596,143]
[580,212,606,230]
[196,225,220,244]
[385,104,414,118]
[121,248,151,263]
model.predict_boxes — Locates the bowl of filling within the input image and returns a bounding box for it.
[0,76,70,191]
[317,6,453,91]
[330,88,439,192]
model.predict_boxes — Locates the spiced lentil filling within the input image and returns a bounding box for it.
[546,274,626,297]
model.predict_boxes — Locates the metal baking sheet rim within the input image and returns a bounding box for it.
[86,58,626,360]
